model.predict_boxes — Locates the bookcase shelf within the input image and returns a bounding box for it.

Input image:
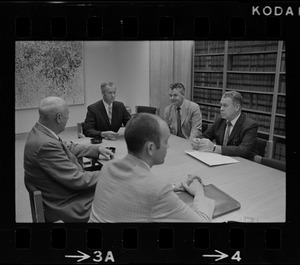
[192,41,286,162]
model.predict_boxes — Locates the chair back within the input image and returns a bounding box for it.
[255,137,267,157]
[261,157,286,172]
[24,179,45,223]
[202,122,209,134]
[77,122,85,138]
[136,106,160,115]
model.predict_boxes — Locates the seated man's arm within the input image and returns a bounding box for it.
[37,142,100,190]
[83,108,102,138]
[151,183,215,222]
[221,122,258,158]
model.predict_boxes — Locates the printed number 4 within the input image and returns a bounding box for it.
[231,251,241,262]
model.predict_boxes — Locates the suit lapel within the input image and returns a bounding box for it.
[100,100,111,127]
[228,113,244,143]
[220,119,227,144]
[181,100,188,125]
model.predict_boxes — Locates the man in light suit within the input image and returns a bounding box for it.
[163,83,202,141]
[24,97,114,222]
[89,113,215,223]
[192,90,258,159]
[83,82,131,140]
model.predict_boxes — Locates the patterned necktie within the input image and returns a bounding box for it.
[223,121,232,146]
[176,107,183,138]
[108,105,112,123]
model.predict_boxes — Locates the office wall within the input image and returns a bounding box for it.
[15,41,150,134]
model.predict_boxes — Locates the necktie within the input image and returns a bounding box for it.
[108,105,112,123]
[223,121,232,146]
[176,107,183,138]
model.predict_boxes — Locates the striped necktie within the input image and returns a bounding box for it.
[176,107,184,138]
[223,121,232,146]
[108,105,112,123]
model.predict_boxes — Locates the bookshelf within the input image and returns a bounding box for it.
[192,41,286,162]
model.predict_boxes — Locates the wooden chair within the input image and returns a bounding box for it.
[260,157,286,172]
[202,122,211,134]
[135,106,160,115]
[24,180,45,223]
[77,122,85,138]
[255,137,268,157]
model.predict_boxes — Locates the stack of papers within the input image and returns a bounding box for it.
[185,150,239,166]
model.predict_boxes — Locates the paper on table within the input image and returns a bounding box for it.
[185,150,239,166]
[117,127,126,136]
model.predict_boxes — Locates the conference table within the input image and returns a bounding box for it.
[72,133,286,223]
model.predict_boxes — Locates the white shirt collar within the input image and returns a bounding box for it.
[37,122,60,140]
[103,100,113,112]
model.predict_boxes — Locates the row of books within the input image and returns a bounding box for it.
[241,93,273,113]
[228,53,277,72]
[194,55,224,71]
[227,41,279,53]
[193,88,223,104]
[274,116,285,136]
[199,105,220,121]
[194,72,223,88]
[227,73,275,92]
[242,112,271,133]
[281,52,286,72]
[276,96,286,115]
[194,41,225,54]
[273,141,286,162]
[279,75,286,94]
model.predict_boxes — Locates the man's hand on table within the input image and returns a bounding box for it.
[101,131,119,140]
[98,146,115,160]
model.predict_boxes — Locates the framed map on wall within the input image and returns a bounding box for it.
[15,41,84,109]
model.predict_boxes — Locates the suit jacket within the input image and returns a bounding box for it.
[83,100,131,138]
[163,99,202,140]
[24,122,101,222]
[202,113,258,159]
[89,154,215,223]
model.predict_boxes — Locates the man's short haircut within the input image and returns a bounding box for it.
[169,83,185,95]
[125,113,161,154]
[101,81,115,92]
[222,90,243,107]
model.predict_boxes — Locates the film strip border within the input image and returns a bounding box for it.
[1,1,299,264]
[3,224,294,263]
[2,2,298,40]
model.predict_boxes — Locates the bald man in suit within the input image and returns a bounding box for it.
[24,97,114,222]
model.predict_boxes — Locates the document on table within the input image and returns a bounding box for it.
[117,127,126,136]
[185,150,239,166]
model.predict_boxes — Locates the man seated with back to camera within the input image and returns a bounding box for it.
[89,113,215,223]
[192,90,258,159]
[24,96,114,222]
[83,81,131,140]
[163,83,202,141]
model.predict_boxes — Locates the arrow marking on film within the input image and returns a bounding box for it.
[203,249,228,261]
[65,250,90,262]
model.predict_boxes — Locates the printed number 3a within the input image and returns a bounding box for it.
[231,251,241,262]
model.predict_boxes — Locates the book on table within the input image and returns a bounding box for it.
[177,184,241,219]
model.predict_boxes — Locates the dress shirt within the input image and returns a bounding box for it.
[103,100,113,121]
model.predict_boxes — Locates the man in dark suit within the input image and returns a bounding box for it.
[24,96,114,222]
[83,82,131,140]
[192,90,258,159]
